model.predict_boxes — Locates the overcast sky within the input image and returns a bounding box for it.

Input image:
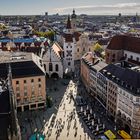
[0,0,140,15]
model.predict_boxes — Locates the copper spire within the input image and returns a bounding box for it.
[66,15,71,29]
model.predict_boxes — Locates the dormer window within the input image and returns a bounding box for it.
[116,78,120,83]
[130,86,133,90]
[112,75,115,79]
[121,81,124,86]
[124,54,127,58]
[130,55,133,60]
[137,88,140,93]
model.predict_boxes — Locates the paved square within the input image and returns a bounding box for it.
[18,79,92,140]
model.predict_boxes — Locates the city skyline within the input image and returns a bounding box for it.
[0,0,140,15]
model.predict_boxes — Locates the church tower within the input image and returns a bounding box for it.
[71,9,77,32]
[63,15,75,73]
[66,15,72,33]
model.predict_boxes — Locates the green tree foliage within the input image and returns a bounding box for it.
[0,23,7,30]
[33,30,55,41]
[46,96,53,108]
[93,43,105,59]
[93,43,104,53]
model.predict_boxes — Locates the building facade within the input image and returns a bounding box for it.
[41,42,63,78]
[81,55,140,138]
[0,61,46,112]
[100,62,140,138]
[75,34,93,61]
[12,75,46,112]
[105,35,140,65]
[0,66,21,140]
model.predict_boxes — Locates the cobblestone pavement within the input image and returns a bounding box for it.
[18,79,92,140]
[18,78,122,140]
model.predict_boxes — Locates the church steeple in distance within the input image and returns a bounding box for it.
[66,15,71,29]
[71,9,76,19]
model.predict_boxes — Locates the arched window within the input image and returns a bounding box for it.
[130,55,133,60]
[55,64,59,71]
[44,64,46,71]
[49,63,53,71]
[83,48,85,51]
[112,54,115,58]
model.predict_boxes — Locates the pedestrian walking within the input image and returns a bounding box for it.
[79,135,81,140]
[84,133,86,140]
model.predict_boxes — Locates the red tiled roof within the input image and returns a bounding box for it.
[34,42,41,46]
[107,35,140,53]
[73,32,81,41]
[64,34,73,42]
[44,41,49,46]
[64,32,81,42]
[15,42,22,46]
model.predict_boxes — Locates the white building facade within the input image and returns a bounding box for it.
[117,87,140,138]
[42,42,63,78]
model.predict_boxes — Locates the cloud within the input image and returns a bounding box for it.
[52,3,140,15]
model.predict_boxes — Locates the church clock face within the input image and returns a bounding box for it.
[66,50,72,57]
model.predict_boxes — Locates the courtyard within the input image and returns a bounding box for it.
[18,78,120,140]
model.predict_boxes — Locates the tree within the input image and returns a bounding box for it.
[0,23,7,30]
[33,30,55,41]
[93,43,103,53]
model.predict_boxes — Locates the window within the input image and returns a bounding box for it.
[107,53,109,57]
[16,87,20,91]
[38,103,44,107]
[31,104,36,108]
[70,46,72,48]
[83,48,85,51]
[17,99,21,104]
[38,78,41,82]
[136,57,139,62]
[32,91,35,95]
[130,55,133,59]
[77,48,79,52]
[68,62,71,66]
[31,79,34,83]
[49,62,53,71]
[16,81,19,84]
[89,48,91,51]
[136,98,140,102]
[39,84,41,88]
[24,98,28,102]
[17,93,20,97]
[24,92,27,96]
[24,80,26,84]
[55,64,59,71]
[112,59,115,62]
[112,54,115,58]
[24,86,27,91]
